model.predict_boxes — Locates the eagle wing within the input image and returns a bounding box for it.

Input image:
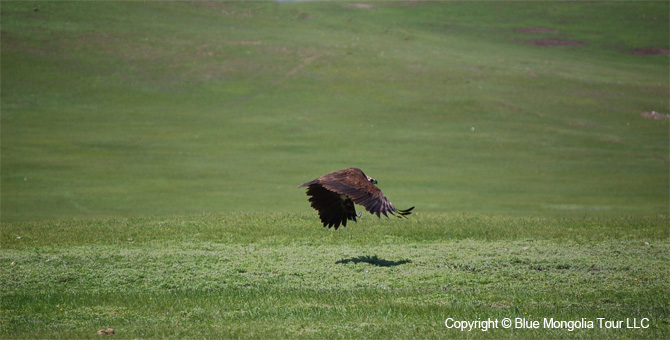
[299,168,414,228]
[299,182,358,229]
[317,168,396,217]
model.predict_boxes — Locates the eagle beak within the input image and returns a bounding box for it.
[370,178,378,184]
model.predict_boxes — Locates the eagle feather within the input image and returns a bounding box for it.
[298,168,414,229]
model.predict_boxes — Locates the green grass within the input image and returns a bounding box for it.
[1,1,668,221]
[1,1,669,339]
[2,213,669,339]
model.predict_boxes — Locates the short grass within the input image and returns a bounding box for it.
[2,213,669,339]
[1,1,668,221]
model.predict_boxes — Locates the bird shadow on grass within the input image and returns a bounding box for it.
[335,255,411,267]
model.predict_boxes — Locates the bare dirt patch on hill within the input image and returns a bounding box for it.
[632,48,670,55]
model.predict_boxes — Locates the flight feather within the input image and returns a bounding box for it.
[298,168,414,229]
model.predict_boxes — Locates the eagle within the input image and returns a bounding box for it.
[298,168,414,229]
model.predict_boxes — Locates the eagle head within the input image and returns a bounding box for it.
[367,176,378,184]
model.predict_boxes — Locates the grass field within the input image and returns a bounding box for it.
[2,213,669,338]
[1,1,669,339]
[2,1,668,220]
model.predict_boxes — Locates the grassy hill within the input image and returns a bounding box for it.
[1,1,669,339]
[2,1,668,221]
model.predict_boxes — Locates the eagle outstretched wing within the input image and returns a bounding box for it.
[298,168,414,229]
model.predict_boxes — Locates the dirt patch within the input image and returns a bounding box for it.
[97,328,115,335]
[530,39,586,47]
[516,27,558,33]
[236,41,261,46]
[348,3,374,9]
[640,111,670,120]
[287,52,322,76]
[632,48,670,55]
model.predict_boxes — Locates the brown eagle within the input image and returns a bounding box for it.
[298,168,414,229]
